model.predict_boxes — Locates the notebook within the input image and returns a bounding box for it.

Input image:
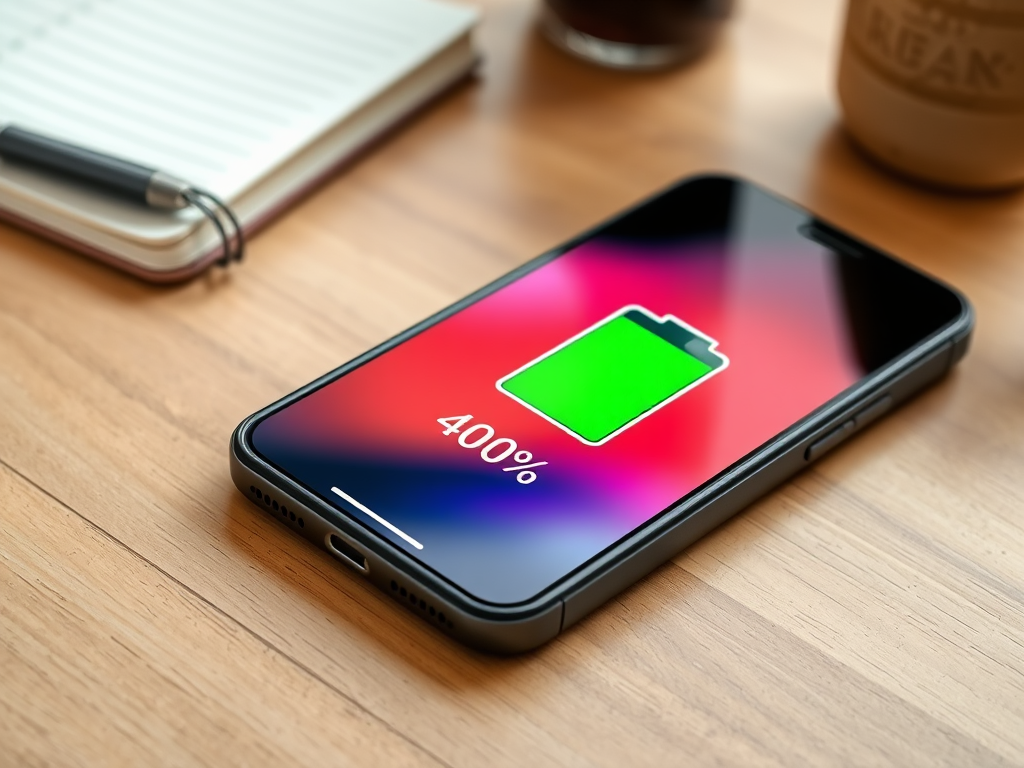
[0,0,478,281]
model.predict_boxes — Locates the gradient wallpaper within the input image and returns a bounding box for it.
[252,187,865,604]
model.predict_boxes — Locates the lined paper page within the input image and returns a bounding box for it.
[0,0,475,199]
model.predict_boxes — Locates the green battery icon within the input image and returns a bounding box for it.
[497,305,728,446]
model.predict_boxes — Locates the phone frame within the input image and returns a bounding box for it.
[230,174,973,653]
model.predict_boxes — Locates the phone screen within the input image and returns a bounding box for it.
[250,177,963,604]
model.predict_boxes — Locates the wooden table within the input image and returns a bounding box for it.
[3,0,1024,764]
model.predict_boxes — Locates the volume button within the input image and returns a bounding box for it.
[854,394,893,429]
[805,419,856,462]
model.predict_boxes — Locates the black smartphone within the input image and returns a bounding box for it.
[230,175,972,653]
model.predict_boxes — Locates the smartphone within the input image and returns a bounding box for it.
[230,175,972,653]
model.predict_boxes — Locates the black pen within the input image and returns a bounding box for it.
[0,124,244,264]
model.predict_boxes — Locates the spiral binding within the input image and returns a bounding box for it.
[181,188,245,266]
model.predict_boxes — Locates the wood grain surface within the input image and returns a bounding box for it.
[3,0,1024,765]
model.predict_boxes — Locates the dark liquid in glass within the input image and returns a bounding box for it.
[543,0,734,70]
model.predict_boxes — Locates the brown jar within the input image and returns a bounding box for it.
[838,0,1024,190]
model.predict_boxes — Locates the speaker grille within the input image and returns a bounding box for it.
[250,485,305,529]
[248,483,454,633]
[391,579,454,631]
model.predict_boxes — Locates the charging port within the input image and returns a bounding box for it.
[326,533,368,573]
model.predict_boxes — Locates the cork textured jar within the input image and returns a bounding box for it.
[838,0,1024,190]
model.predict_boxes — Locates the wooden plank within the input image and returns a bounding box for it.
[0,463,433,768]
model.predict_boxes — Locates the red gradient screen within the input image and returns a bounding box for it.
[251,178,953,604]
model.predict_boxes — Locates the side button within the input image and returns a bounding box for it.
[805,419,856,462]
[854,394,893,429]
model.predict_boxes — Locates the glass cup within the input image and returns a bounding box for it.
[541,0,735,71]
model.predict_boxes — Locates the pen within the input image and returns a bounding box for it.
[0,124,243,264]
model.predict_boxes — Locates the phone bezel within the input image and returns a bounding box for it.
[231,173,973,644]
